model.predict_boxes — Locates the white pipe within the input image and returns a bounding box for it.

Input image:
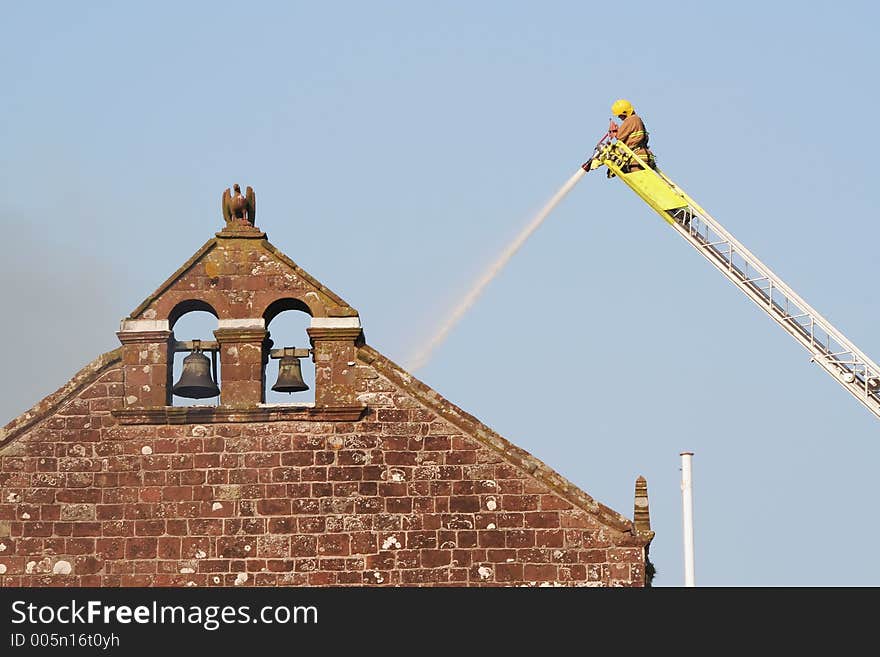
[680,451,695,587]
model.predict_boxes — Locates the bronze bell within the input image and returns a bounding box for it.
[172,349,220,399]
[272,349,309,393]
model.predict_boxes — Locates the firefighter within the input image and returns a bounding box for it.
[610,99,656,172]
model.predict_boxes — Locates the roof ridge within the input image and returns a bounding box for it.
[1,347,122,447]
[126,236,358,321]
[262,242,353,311]
[356,344,642,537]
[128,238,217,319]
[1,341,648,542]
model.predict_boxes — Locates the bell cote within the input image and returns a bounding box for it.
[113,185,366,424]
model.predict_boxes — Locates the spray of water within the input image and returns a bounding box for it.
[407,167,587,371]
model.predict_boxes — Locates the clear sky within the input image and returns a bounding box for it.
[3,1,879,587]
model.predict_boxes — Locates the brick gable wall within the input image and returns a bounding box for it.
[0,353,648,587]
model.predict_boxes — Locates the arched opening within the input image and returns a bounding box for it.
[263,297,313,325]
[264,306,315,406]
[170,307,220,407]
[168,299,218,329]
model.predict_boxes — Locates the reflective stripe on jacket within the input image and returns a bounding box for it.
[616,113,655,169]
[616,113,649,150]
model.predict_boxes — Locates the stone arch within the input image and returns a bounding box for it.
[263,299,314,404]
[168,299,219,329]
[262,297,313,325]
[168,300,221,406]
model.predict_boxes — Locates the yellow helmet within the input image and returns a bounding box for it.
[611,99,634,117]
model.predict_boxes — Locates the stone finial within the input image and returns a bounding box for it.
[222,183,256,226]
[634,475,651,533]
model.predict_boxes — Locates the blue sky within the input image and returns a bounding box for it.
[3,1,879,586]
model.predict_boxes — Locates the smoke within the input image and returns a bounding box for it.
[0,217,132,424]
[407,167,586,372]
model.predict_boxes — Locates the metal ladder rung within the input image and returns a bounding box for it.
[601,139,880,419]
[821,350,858,359]
[700,239,731,249]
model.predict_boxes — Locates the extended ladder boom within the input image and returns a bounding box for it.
[591,140,880,420]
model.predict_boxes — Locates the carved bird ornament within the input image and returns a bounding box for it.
[222,184,256,225]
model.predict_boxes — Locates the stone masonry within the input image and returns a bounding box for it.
[0,204,653,587]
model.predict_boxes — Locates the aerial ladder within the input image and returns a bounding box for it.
[583,132,880,420]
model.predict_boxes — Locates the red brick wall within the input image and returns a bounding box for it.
[0,356,648,587]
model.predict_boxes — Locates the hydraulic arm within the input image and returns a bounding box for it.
[585,137,880,420]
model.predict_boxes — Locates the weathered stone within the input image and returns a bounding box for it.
[0,213,650,588]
